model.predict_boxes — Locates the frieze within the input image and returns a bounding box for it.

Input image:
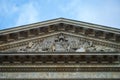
[2,33,119,52]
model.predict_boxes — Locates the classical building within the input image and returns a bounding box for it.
[0,18,120,80]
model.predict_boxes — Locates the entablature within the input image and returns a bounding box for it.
[0,52,119,64]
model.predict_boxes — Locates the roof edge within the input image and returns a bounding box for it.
[0,17,120,34]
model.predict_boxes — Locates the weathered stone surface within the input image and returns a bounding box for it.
[3,34,118,52]
[0,18,120,80]
[0,72,120,79]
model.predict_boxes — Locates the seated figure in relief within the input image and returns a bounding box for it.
[75,41,91,52]
[76,47,86,52]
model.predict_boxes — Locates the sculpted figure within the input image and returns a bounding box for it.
[67,45,71,51]
[17,47,27,52]
[28,42,33,48]
[36,47,43,52]
[87,46,96,52]
[89,41,93,47]
[51,43,56,52]
[83,41,90,48]
[59,34,65,42]
[76,47,86,52]
[4,34,118,52]
[76,45,86,52]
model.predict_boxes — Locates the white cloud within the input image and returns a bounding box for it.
[0,0,120,29]
[16,2,40,26]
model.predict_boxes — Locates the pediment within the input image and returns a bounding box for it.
[2,32,119,52]
[0,18,120,52]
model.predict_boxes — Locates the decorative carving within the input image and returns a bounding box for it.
[3,34,119,52]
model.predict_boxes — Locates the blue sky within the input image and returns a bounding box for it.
[0,0,120,30]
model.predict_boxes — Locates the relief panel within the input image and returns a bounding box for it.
[3,33,119,52]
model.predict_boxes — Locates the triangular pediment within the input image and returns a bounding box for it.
[1,31,119,52]
[0,18,120,52]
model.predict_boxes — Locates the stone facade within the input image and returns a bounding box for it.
[0,72,120,79]
[3,34,118,52]
[0,18,120,80]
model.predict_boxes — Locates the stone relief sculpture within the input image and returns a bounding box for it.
[4,34,118,52]
[51,43,56,52]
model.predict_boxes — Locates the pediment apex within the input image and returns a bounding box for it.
[0,18,120,47]
[0,18,120,34]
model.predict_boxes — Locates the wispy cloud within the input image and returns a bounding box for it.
[16,2,40,26]
[0,0,120,30]
[0,0,40,29]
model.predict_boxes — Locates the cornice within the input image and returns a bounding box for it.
[0,18,62,34]
[61,18,120,33]
[0,18,119,34]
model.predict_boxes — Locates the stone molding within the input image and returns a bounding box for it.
[0,79,119,80]
[0,67,120,72]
